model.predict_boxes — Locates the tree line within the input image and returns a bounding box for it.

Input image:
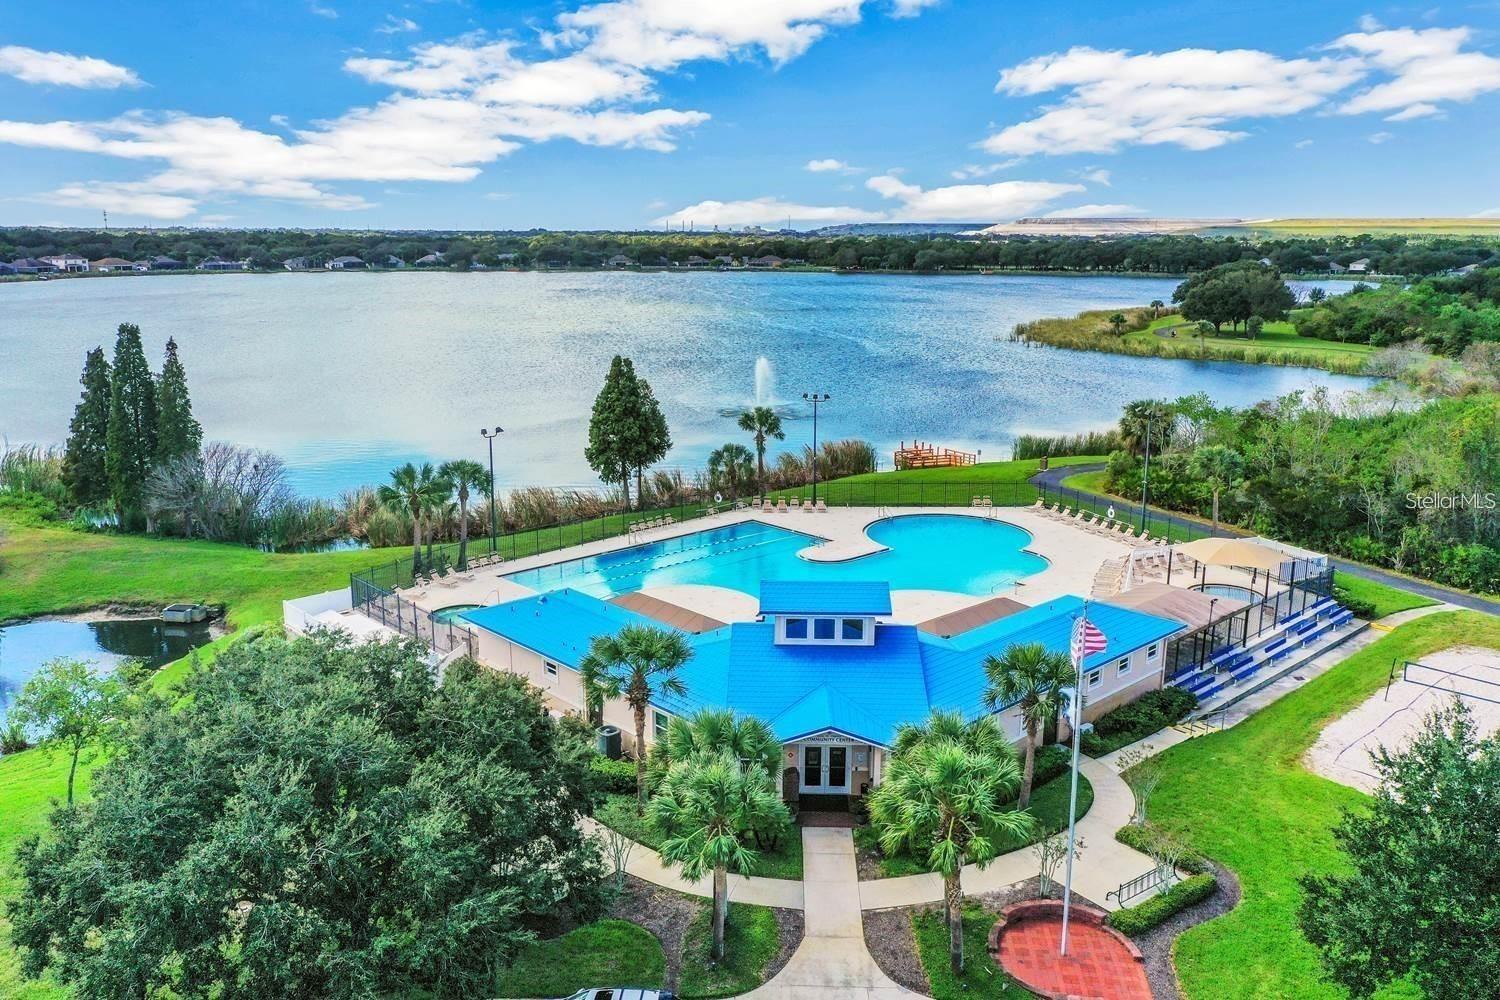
[1294,263,1500,356]
[5,225,1497,276]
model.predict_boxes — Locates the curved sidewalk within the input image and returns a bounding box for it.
[857,754,1149,911]
[581,817,804,909]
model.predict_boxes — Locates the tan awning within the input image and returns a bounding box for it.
[1174,537,1286,572]
[609,592,726,634]
[916,596,1028,638]
[1108,583,1247,629]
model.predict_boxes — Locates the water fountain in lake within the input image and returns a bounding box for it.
[754,356,775,407]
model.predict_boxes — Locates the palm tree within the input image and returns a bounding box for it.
[982,642,1075,808]
[578,624,691,811]
[1149,299,1165,318]
[655,709,782,783]
[1108,312,1128,335]
[869,711,1030,974]
[737,406,785,489]
[1189,445,1246,536]
[651,750,790,961]
[707,443,755,499]
[1118,399,1173,456]
[439,458,490,569]
[377,462,450,571]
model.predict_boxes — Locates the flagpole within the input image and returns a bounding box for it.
[1060,604,1088,957]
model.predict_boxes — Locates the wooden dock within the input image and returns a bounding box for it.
[893,440,978,470]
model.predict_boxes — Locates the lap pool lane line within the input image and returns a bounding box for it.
[743,827,917,1000]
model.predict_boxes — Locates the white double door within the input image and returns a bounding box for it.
[800,743,850,793]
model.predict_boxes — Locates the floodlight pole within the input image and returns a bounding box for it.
[1139,415,1153,534]
[1060,607,1087,957]
[802,392,830,504]
[481,426,503,554]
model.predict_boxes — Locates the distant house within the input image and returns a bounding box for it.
[714,255,737,266]
[11,257,59,274]
[1347,258,1371,274]
[747,255,784,268]
[283,256,313,271]
[414,252,445,267]
[150,256,185,270]
[384,255,406,269]
[197,257,250,271]
[495,253,518,263]
[325,256,367,270]
[1326,261,1347,274]
[41,254,89,272]
[1257,257,1273,266]
[680,254,713,268]
[1447,262,1481,277]
[606,254,635,268]
[0,261,16,276]
[469,261,489,271]
[91,257,137,273]
[131,260,152,272]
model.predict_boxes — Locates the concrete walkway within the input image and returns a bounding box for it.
[582,817,804,909]
[742,828,917,999]
[858,754,1151,912]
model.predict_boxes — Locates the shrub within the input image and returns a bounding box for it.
[589,754,638,795]
[1082,688,1197,756]
[1107,873,1217,936]
[1,723,33,754]
[1011,431,1121,460]
[1114,823,1210,874]
[1332,583,1377,620]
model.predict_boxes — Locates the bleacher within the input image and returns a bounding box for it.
[1169,596,1353,704]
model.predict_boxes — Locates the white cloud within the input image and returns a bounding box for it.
[1079,167,1110,185]
[1295,138,1314,148]
[1043,203,1146,218]
[806,157,858,173]
[1367,130,1394,143]
[376,15,420,35]
[949,161,1017,180]
[890,0,942,16]
[310,2,337,19]
[0,46,141,88]
[1474,208,1500,218]
[3,0,936,218]
[867,174,1083,220]
[1331,26,1500,118]
[38,182,198,220]
[984,45,1363,156]
[652,196,883,227]
[984,23,1500,156]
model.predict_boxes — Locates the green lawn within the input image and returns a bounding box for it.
[856,771,1094,878]
[678,902,784,999]
[769,456,1106,508]
[1332,571,1438,620]
[1127,315,1377,364]
[912,904,1030,999]
[495,919,667,996]
[596,793,804,879]
[1055,468,1209,543]
[1149,611,1496,1000]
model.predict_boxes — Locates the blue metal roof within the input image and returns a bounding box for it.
[920,595,1184,716]
[758,580,893,617]
[463,589,1180,749]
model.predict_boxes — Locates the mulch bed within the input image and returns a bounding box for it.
[1131,864,1242,1000]
[609,875,804,991]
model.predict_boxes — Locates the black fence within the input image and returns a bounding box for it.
[1164,567,1335,681]
[353,585,476,657]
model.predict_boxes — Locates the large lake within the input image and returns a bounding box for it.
[2,271,1369,496]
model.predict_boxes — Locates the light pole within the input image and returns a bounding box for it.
[802,392,830,505]
[480,426,503,554]
[1138,410,1155,534]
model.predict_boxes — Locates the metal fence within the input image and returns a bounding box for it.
[1164,567,1335,681]
[353,584,477,657]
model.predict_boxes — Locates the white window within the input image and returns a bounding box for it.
[544,660,559,679]
[1117,655,1131,677]
[1146,642,1160,660]
[653,710,670,739]
[1086,669,1102,689]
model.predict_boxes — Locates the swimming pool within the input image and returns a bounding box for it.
[431,603,482,624]
[1194,584,1258,602]
[503,514,1048,599]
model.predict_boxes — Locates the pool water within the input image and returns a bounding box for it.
[431,604,482,624]
[503,514,1047,599]
[1195,584,1259,601]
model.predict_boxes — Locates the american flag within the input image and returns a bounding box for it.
[1070,614,1107,666]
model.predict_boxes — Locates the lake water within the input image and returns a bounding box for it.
[0,617,214,721]
[0,272,1369,497]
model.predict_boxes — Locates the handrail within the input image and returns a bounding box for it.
[1106,866,1171,906]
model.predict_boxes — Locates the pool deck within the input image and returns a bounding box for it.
[403,506,1134,625]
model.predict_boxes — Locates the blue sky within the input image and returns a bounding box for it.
[2,1,1498,230]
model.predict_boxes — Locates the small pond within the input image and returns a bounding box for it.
[0,617,215,720]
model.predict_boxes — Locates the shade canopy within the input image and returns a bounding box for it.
[1174,537,1286,572]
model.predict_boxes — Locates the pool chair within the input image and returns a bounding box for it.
[1031,498,1046,510]
[803,499,816,512]
[982,496,993,507]
[776,498,789,513]
[751,496,763,509]
[1060,506,1073,518]
[789,496,801,509]
[817,498,828,512]
[1047,503,1062,516]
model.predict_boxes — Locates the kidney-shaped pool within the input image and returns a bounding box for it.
[503,513,1048,599]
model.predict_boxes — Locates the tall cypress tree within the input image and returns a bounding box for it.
[630,376,672,505]
[154,337,202,464]
[62,347,112,508]
[585,356,638,508]
[105,323,158,527]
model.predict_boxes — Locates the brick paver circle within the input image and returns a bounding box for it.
[991,901,1151,1000]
